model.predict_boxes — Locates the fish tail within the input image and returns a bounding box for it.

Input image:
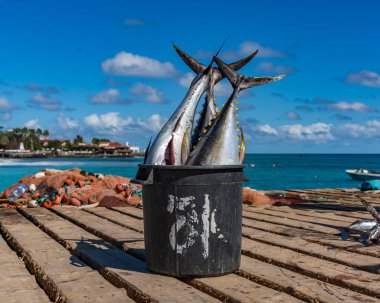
[173,43,205,74]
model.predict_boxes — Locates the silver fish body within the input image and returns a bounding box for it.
[185,56,285,166]
[367,224,380,244]
[145,72,210,165]
[347,219,377,232]
[144,45,259,165]
[187,87,241,165]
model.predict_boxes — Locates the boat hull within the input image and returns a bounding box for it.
[346,169,380,181]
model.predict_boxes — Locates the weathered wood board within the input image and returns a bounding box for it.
[0,187,380,302]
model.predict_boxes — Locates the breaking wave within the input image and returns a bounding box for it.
[0,159,86,167]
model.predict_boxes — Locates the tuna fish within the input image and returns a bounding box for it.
[186,56,285,165]
[341,197,380,245]
[238,127,246,164]
[144,45,258,166]
[348,219,377,232]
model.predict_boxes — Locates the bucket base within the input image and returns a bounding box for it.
[147,266,239,278]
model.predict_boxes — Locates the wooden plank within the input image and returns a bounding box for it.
[289,204,374,218]
[20,208,220,303]
[300,233,380,258]
[242,212,341,235]
[51,208,302,302]
[241,216,380,259]
[241,238,380,299]
[242,226,380,274]
[112,207,144,219]
[243,208,351,228]
[238,256,377,303]
[0,233,51,303]
[84,207,144,232]
[187,274,302,303]
[284,189,380,206]
[51,207,145,259]
[98,205,380,302]
[0,209,130,303]
[246,205,361,223]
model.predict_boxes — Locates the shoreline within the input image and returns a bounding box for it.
[0,153,145,159]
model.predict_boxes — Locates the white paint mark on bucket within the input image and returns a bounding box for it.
[201,194,211,259]
[167,195,175,213]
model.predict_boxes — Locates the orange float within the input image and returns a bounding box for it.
[62,194,71,204]
[75,180,85,188]
[88,197,97,204]
[52,195,62,205]
[70,197,81,207]
[1,191,8,199]
[32,190,40,200]
[42,200,53,209]
[115,184,125,193]
[64,178,73,186]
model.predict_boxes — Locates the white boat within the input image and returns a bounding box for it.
[345,168,380,181]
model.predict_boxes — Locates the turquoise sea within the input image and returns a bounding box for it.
[1,154,379,191]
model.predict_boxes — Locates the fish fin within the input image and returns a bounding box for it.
[241,74,286,90]
[173,43,205,74]
[143,137,152,164]
[340,228,350,241]
[181,129,189,164]
[360,197,380,224]
[214,56,241,89]
[239,127,246,164]
[229,49,259,71]
[164,137,175,165]
[173,110,185,132]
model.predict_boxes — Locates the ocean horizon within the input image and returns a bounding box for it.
[1,153,378,191]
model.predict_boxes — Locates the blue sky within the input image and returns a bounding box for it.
[0,0,379,153]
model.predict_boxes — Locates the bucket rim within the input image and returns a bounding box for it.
[138,164,245,170]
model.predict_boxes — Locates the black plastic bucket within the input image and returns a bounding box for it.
[132,164,244,277]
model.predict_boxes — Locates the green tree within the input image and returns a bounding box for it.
[73,135,83,145]
[43,130,49,137]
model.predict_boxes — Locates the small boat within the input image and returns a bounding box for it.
[345,168,380,181]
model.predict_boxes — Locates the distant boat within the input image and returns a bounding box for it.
[345,168,380,181]
[248,162,255,167]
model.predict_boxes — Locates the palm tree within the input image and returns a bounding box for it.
[43,130,49,137]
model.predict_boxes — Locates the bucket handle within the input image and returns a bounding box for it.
[130,169,153,185]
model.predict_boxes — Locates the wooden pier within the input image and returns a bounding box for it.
[1,188,380,302]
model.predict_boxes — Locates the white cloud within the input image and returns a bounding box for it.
[23,119,41,129]
[0,112,11,121]
[256,62,296,74]
[82,112,167,138]
[328,101,376,113]
[179,72,194,88]
[90,89,120,104]
[280,123,334,143]
[0,97,17,111]
[129,83,166,103]
[28,93,61,111]
[337,120,380,139]
[56,113,79,130]
[346,70,380,87]
[257,124,278,136]
[84,112,133,135]
[136,114,166,132]
[102,52,176,77]
[285,111,301,120]
[223,41,286,60]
